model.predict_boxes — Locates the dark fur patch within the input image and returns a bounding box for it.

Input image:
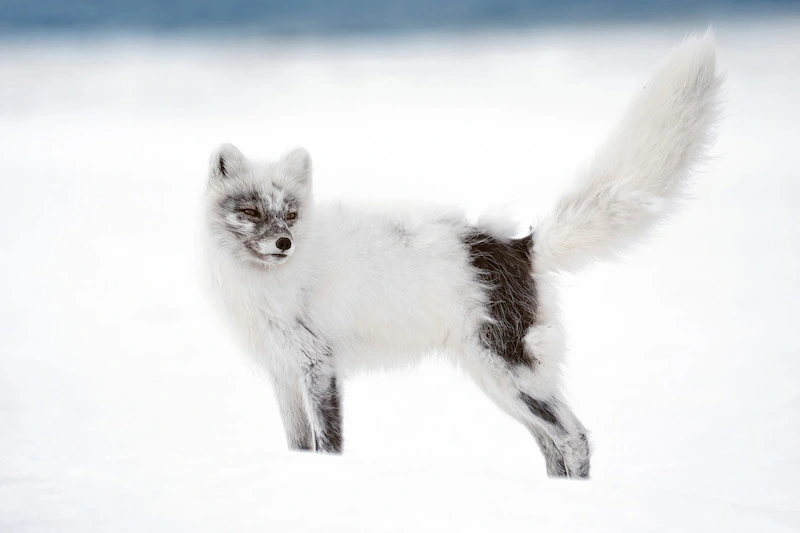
[520,393,562,430]
[463,231,537,366]
[314,377,343,453]
[218,155,227,177]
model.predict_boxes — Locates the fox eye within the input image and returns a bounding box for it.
[286,211,298,221]
[240,208,260,218]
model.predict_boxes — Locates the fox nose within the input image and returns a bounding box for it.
[276,237,292,251]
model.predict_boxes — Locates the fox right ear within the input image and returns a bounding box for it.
[210,143,246,181]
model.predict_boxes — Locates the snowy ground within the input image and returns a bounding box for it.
[1,19,799,532]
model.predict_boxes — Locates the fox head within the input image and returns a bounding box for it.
[205,144,312,267]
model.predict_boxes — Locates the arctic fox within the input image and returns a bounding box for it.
[203,34,720,478]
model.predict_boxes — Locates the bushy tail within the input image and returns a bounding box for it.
[533,32,721,274]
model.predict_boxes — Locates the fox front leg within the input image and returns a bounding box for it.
[272,374,313,451]
[301,358,343,453]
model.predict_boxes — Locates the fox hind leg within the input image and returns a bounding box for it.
[464,344,591,478]
[519,392,591,478]
[530,426,568,477]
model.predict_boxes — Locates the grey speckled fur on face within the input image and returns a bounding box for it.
[217,187,302,262]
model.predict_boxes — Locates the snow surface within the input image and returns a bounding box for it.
[1,20,799,532]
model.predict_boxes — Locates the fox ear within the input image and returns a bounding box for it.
[278,147,312,189]
[210,143,246,181]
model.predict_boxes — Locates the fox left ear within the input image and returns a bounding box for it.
[279,147,312,189]
[210,143,246,181]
